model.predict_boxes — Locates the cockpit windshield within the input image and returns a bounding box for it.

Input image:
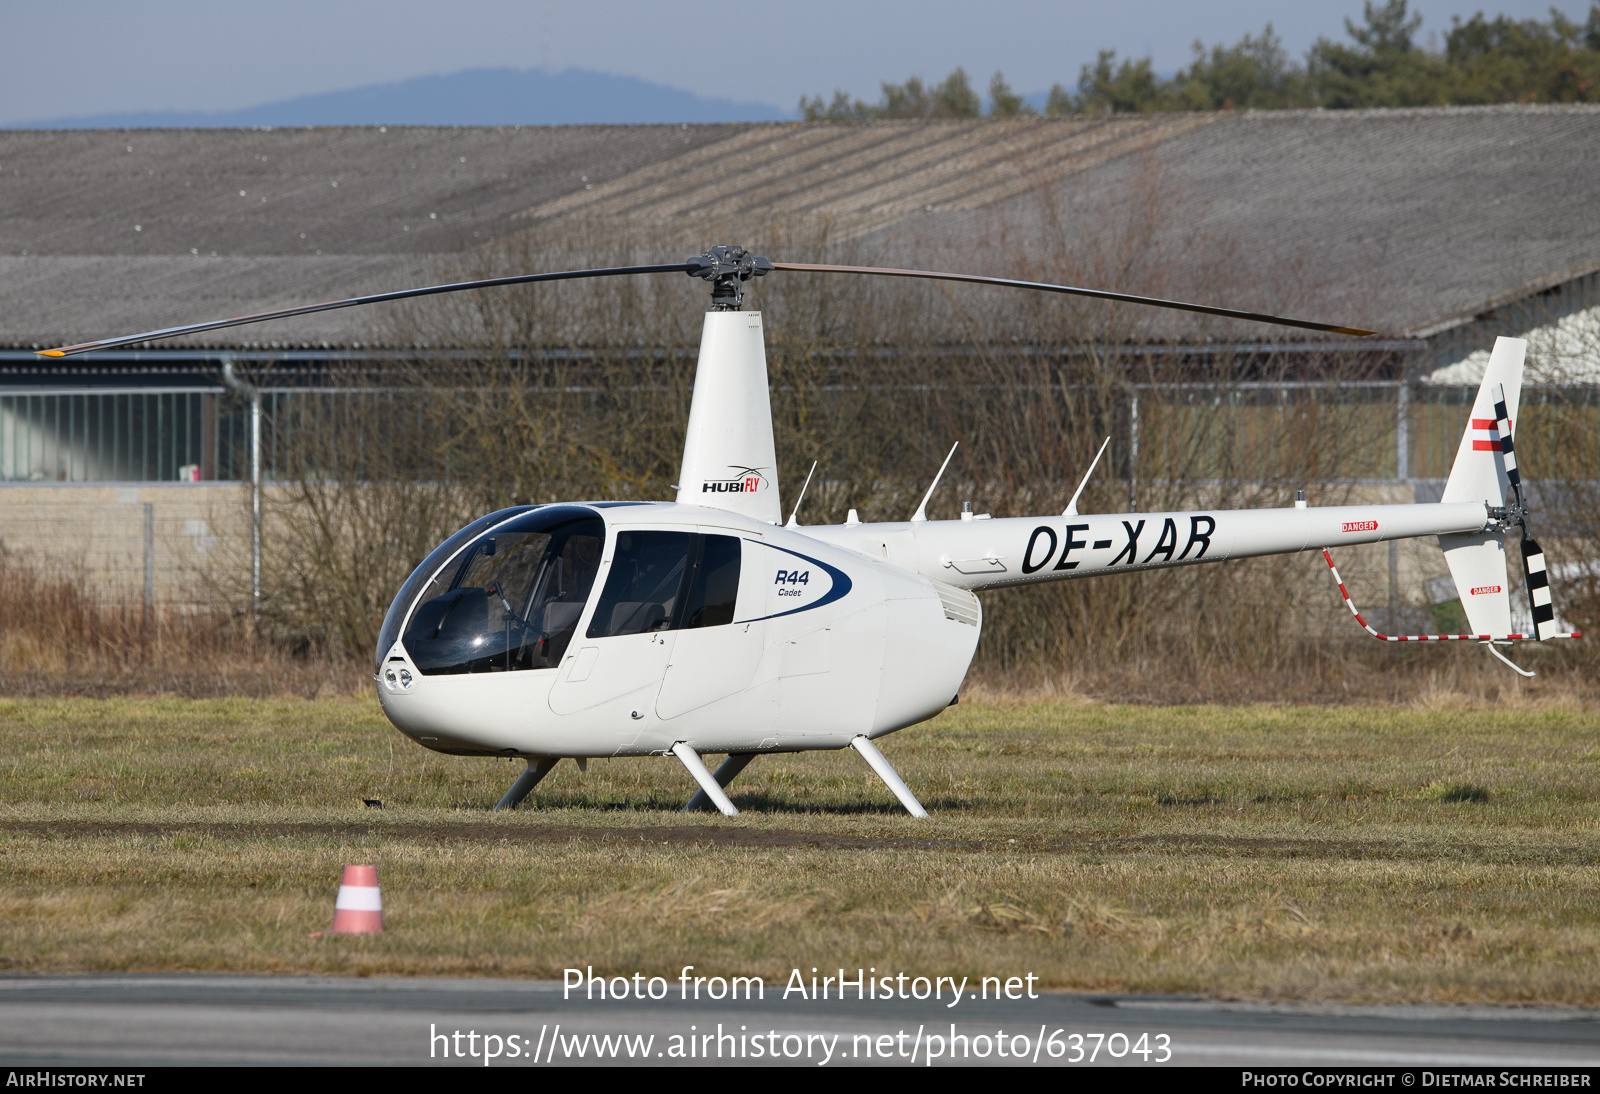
[399,506,604,675]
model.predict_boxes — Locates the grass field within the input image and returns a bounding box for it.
[1,694,1598,1004]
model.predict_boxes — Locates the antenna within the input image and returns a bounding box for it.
[1063,436,1111,517]
[911,442,959,523]
[786,460,819,528]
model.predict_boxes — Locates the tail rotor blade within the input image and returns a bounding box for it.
[1491,383,1557,641]
[1521,534,1559,642]
[1492,384,1524,510]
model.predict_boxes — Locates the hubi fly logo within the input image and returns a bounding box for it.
[703,465,770,495]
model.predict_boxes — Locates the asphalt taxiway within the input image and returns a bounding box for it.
[1,975,1598,1067]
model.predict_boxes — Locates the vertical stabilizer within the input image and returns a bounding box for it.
[1438,336,1525,636]
[675,311,782,523]
[1440,336,1525,506]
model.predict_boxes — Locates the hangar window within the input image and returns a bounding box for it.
[587,531,742,639]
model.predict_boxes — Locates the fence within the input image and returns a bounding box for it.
[4,381,1595,487]
[0,379,1593,625]
[0,483,246,609]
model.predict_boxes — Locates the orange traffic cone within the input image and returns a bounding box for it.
[319,864,383,935]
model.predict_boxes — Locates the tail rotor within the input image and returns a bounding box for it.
[1489,383,1560,642]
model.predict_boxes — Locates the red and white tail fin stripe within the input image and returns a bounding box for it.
[1320,548,1580,642]
[1469,416,1510,452]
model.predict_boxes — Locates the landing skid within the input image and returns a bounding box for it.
[494,739,929,818]
[676,738,929,818]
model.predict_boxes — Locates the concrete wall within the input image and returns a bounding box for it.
[0,482,253,609]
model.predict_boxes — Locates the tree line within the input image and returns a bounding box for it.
[800,0,1600,119]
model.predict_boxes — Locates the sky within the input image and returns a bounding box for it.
[4,0,1593,125]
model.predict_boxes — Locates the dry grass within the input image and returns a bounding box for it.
[0,549,357,699]
[1,695,1598,1003]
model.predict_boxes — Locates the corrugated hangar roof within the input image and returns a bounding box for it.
[2,107,1598,351]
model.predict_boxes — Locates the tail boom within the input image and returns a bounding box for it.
[807,501,1491,592]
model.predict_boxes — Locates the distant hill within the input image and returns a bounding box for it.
[10,67,794,128]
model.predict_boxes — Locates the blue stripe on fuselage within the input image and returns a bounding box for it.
[735,541,854,623]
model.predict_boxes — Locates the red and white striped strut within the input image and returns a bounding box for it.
[1319,548,1581,642]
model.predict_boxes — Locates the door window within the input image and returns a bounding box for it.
[682,534,741,629]
[587,531,742,639]
[588,531,691,637]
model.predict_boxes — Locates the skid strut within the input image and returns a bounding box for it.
[851,736,928,818]
[682,753,757,813]
[493,757,560,811]
[672,742,738,816]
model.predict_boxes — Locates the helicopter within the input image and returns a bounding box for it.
[42,246,1580,817]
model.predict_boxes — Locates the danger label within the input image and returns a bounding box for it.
[1341,520,1379,533]
[1470,585,1503,595]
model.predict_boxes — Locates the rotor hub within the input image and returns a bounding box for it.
[686,245,772,310]
[1486,502,1529,532]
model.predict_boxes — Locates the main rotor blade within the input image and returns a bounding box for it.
[770,262,1379,337]
[36,263,690,357]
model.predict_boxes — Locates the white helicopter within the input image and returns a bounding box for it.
[43,246,1579,817]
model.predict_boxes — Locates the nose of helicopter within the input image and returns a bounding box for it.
[371,504,611,754]
[376,649,571,756]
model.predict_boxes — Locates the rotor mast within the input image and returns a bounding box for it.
[675,245,783,524]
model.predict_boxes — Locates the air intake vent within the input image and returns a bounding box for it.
[933,582,981,627]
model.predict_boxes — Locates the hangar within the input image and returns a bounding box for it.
[1,106,1596,608]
